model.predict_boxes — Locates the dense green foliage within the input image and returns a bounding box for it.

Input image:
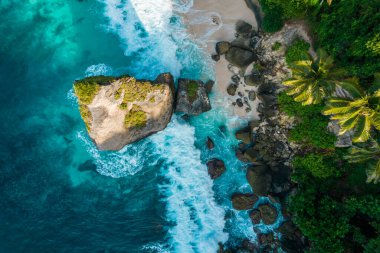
[74,76,113,130]
[271,41,282,51]
[290,172,380,253]
[293,153,339,178]
[323,77,380,143]
[259,0,319,32]
[124,105,147,129]
[268,1,380,251]
[285,39,310,65]
[317,0,380,77]
[278,92,336,149]
[284,49,346,105]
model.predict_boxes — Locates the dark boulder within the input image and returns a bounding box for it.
[249,209,261,224]
[236,20,253,34]
[206,137,215,150]
[248,90,256,101]
[244,74,262,86]
[227,83,238,96]
[226,47,256,67]
[216,41,231,55]
[258,204,278,225]
[207,159,226,179]
[204,80,214,94]
[175,79,211,116]
[212,54,220,62]
[246,166,272,196]
[235,127,252,144]
[231,193,258,210]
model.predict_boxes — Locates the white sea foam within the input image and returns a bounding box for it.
[150,116,228,252]
[85,64,113,77]
[77,131,152,178]
[98,0,183,78]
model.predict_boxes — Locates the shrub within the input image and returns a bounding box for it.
[285,38,310,65]
[74,80,101,105]
[260,1,284,33]
[271,41,282,51]
[278,92,336,149]
[293,154,340,178]
[317,0,380,77]
[124,105,147,129]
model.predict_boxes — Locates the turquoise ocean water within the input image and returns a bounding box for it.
[0,1,282,252]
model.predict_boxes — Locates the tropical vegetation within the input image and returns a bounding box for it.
[262,0,380,251]
[284,49,345,105]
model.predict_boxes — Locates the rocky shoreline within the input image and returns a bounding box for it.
[204,17,317,252]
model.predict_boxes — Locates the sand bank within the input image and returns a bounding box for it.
[183,0,260,120]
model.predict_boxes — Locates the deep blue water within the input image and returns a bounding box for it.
[0,1,281,252]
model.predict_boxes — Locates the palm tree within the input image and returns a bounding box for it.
[284,49,345,105]
[346,140,380,184]
[323,75,380,142]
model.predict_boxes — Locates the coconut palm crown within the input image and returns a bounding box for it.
[346,140,380,184]
[283,49,345,105]
[323,74,380,143]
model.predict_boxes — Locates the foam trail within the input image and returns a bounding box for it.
[150,116,228,252]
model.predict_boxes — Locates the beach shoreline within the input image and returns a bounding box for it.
[183,0,260,120]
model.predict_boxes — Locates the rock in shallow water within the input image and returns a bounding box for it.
[175,79,211,116]
[207,158,226,179]
[206,137,215,150]
[231,193,258,210]
[73,73,174,151]
[258,204,278,225]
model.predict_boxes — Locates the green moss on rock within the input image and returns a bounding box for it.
[117,77,165,108]
[186,81,199,103]
[74,76,115,130]
[124,105,147,129]
[79,105,92,131]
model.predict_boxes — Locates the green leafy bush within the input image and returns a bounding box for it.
[271,41,282,51]
[285,39,310,65]
[259,0,319,32]
[293,154,340,178]
[124,105,147,129]
[278,92,336,149]
[317,0,380,77]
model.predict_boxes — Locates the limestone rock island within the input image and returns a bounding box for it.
[74,73,174,151]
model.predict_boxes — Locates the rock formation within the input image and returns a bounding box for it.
[175,79,212,115]
[74,73,174,151]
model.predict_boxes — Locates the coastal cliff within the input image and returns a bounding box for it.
[74,73,175,151]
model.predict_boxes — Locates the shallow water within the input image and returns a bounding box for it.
[0,1,281,252]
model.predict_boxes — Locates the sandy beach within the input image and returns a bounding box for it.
[183,0,260,120]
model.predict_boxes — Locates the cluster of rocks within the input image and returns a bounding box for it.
[212,20,292,115]
[214,19,312,253]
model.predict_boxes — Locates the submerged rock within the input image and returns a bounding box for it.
[206,137,215,150]
[207,159,226,179]
[73,73,174,151]
[175,79,211,115]
[231,193,258,210]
